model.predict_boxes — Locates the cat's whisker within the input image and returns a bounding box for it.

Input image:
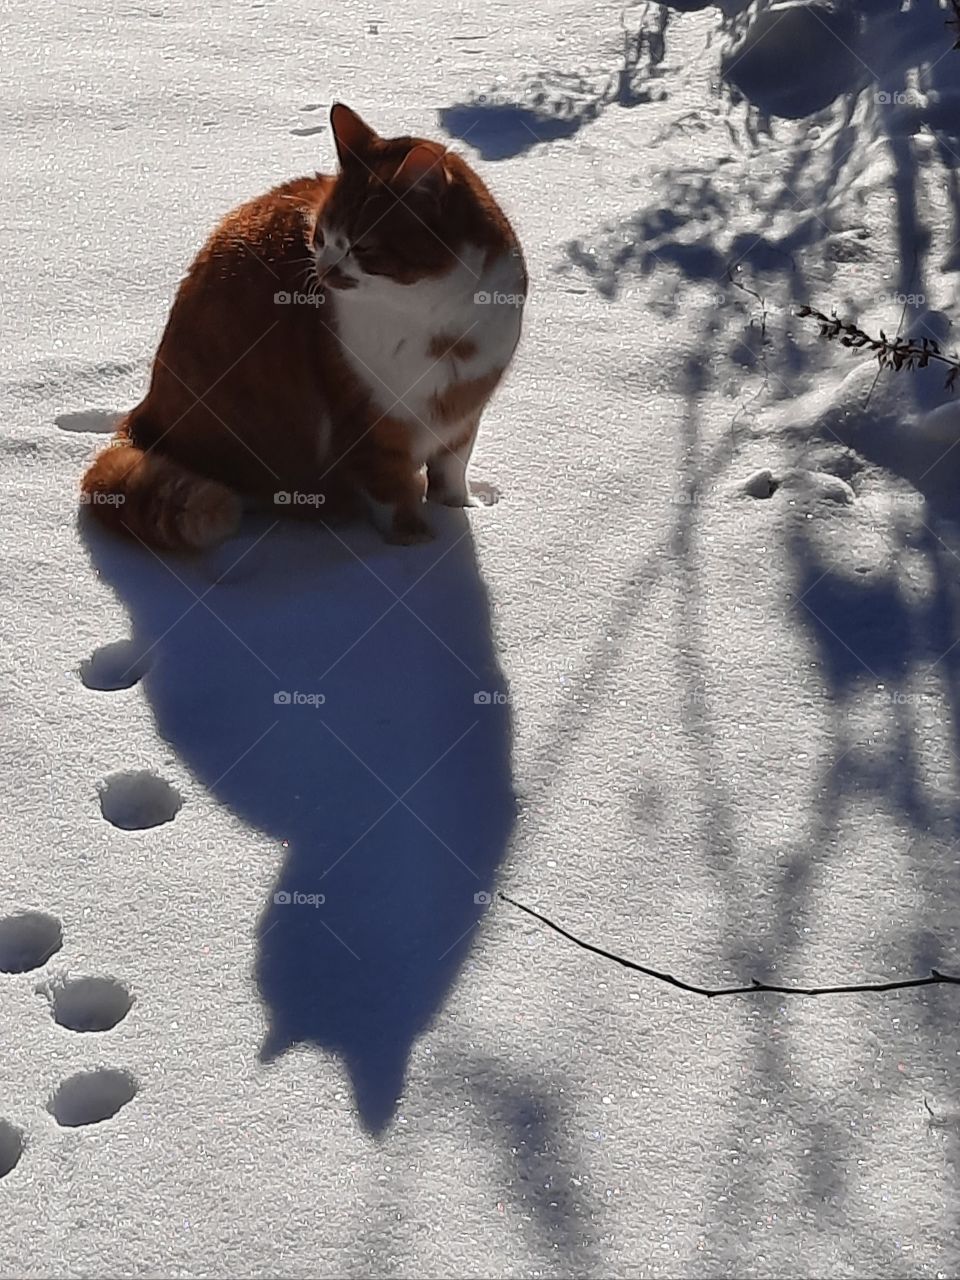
[295,255,325,291]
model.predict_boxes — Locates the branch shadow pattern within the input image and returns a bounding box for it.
[537,5,960,1257]
[438,8,672,161]
[706,309,960,1260]
[553,0,960,388]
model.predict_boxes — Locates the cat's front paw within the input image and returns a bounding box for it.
[386,509,436,545]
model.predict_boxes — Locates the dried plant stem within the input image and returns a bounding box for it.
[499,893,960,998]
[797,305,960,392]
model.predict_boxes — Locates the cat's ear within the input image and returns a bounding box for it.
[330,103,378,166]
[391,144,450,201]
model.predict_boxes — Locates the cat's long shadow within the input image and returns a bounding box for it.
[82,506,515,1136]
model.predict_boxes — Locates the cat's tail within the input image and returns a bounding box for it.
[81,434,242,552]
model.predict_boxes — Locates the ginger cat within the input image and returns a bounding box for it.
[81,104,526,549]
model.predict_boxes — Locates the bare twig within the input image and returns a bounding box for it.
[797,305,960,392]
[727,270,768,341]
[865,257,913,411]
[498,892,960,998]
[723,269,774,433]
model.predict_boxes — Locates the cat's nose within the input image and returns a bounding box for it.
[312,225,325,250]
[314,241,342,274]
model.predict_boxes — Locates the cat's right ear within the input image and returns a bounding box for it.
[330,103,378,166]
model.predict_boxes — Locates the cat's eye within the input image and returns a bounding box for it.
[353,242,388,272]
[312,225,325,249]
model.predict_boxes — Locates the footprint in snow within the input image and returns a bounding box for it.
[38,975,134,1033]
[0,1121,24,1180]
[743,467,781,498]
[47,1069,138,1128]
[0,911,63,973]
[98,770,182,830]
[741,467,856,504]
[1,910,139,1159]
[79,639,151,691]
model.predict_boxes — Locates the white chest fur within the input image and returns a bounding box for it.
[331,244,524,460]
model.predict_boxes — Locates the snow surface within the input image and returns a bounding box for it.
[3,0,960,1275]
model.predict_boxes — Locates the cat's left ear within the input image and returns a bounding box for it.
[391,144,450,201]
[330,103,378,166]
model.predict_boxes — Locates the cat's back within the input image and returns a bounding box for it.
[188,173,333,289]
[131,173,337,489]
[151,171,334,387]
